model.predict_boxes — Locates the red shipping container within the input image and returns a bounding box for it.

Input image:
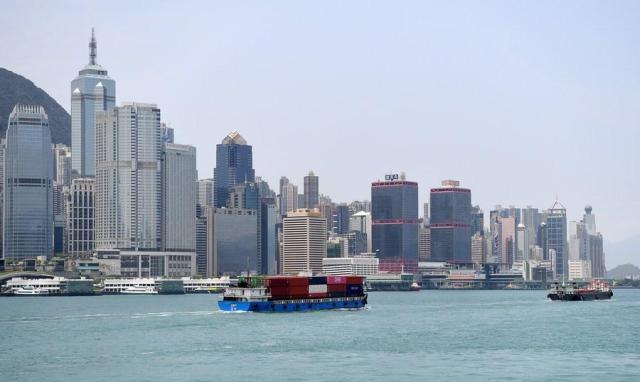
[269,286,288,296]
[346,276,364,285]
[326,276,346,284]
[308,293,328,299]
[327,283,347,292]
[287,277,310,287]
[288,286,309,298]
[266,277,288,287]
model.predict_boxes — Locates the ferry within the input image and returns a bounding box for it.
[547,280,613,301]
[218,275,367,313]
[121,285,158,294]
[13,286,51,296]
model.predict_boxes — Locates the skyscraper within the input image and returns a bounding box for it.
[430,180,472,263]
[516,223,529,261]
[197,178,214,217]
[71,29,116,177]
[207,207,258,276]
[213,131,254,208]
[350,211,372,253]
[160,123,174,144]
[371,174,419,272]
[303,171,319,209]
[281,209,327,274]
[53,144,72,187]
[3,105,53,260]
[162,143,196,252]
[333,204,350,235]
[95,103,161,250]
[66,178,95,255]
[546,201,567,279]
[278,176,298,218]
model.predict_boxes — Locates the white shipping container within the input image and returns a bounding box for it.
[308,284,328,294]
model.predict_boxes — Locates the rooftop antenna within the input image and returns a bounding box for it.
[89,28,97,65]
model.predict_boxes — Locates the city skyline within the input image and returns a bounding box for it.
[0,1,638,267]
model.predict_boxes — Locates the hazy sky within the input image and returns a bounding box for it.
[1,1,639,258]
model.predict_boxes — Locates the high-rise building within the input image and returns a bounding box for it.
[197,178,214,217]
[499,216,516,265]
[71,29,116,177]
[281,209,327,274]
[66,178,95,255]
[471,233,486,264]
[260,198,278,275]
[0,139,5,259]
[522,206,542,246]
[162,143,196,252]
[429,179,472,263]
[568,206,605,279]
[418,226,431,261]
[546,201,567,279]
[333,204,350,235]
[371,174,419,272]
[350,211,372,253]
[471,205,484,236]
[160,123,174,144]
[213,131,254,208]
[3,105,53,259]
[278,177,298,218]
[516,223,529,262]
[53,144,72,187]
[423,202,430,226]
[195,214,208,276]
[303,171,319,209]
[95,103,161,250]
[207,207,258,276]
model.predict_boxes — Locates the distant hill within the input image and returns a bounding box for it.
[0,67,70,145]
[608,263,640,279]
[605,234,640,269]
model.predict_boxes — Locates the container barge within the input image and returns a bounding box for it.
[218,275,367,312]
[547,280,613,301]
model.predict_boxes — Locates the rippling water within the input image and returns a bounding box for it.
[1,290,639,381]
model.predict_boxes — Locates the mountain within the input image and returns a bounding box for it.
[607,263,640,279]
[0,67,70,145]
[604,234,640,269]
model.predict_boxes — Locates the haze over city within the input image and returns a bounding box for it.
[1,0,638,266]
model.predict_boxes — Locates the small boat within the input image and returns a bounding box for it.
[121,286,158,295]
[547,280,613,301]
[409,282,421,291]
[13,286,50,296]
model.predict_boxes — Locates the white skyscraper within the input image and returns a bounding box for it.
[281,209,326,275]
[95,103,161,250]
[162,143,197,251]
[197,178,214,215]
[516,223,529,261]
[3,105,53,259]
[71,29,116,177]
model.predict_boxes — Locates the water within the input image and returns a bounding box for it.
[1,290,639,381]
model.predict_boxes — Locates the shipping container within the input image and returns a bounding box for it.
[308,276,327,285]
[288,277,310,287]
[308,292,328,299]
[346,284,364,296]
[269,286,288,295]
[328,291,346,298]
[346,276,364,285]
[265,277,288,288]
[288,286,309,296]
[327,283,347,292]
[308,284,328,294]
[327,275,346,284]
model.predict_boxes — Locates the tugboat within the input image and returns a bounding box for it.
[218,275,367,313]
[547,280,613,301]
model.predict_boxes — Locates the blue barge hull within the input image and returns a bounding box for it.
[218,295,367,312]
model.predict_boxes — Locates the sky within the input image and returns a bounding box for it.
[1,1,639,265]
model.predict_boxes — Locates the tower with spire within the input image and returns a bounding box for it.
[71,28,116,177]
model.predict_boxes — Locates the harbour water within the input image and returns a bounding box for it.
[1,290,639,381]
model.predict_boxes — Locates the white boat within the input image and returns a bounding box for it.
[13,286,50,296]
[121,286,158,295]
